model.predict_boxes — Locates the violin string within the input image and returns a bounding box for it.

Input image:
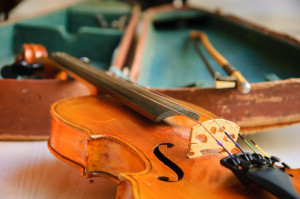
[220,118,255,156]
[142,87,248,156]
[250,140,270,158]
[123,82,243,158]
[188,37,253,155]
[54,54,237,159]
[155,90,255,158]
[150,91,218,119]
[238,134,257,153]
[103,72,248,159]
[105,78,237,158]
[187,37,250,152]
[152,88,258,157]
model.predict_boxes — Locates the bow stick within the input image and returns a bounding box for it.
[190,30,251,93]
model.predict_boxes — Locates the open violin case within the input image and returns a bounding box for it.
[130,5,300,133]
[0,1,139,139]
[0,1,300,140]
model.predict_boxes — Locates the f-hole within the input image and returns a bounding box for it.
[153,143,184,182]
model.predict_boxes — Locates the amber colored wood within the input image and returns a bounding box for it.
[14,43,60,79]
[49,116,87,168]
[48,95,300,198]
[189,31,228,66]
[15,43,48,63]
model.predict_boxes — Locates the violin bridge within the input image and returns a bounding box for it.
[187,119,239,158]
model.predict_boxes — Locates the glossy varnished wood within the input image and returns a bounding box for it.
[48,95,300,198]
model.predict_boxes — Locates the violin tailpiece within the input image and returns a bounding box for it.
[221,152,300,198]
[187,119,239,158]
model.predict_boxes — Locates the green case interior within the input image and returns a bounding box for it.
[138,10,300,88]
[0,1,132,77]
[1,4,299,87]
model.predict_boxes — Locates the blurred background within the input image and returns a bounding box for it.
[0,0,299,198]
[1,0,300,175]
[2,0,300,40]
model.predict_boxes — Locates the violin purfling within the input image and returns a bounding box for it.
[48,52,300,199]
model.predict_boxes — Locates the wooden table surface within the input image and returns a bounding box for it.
[1,0,300,198]
[0,142,117,199]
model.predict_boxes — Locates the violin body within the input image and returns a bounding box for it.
[48,94,300,198]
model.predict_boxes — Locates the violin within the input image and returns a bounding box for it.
[47,52,300,198]
[1,44,60,79]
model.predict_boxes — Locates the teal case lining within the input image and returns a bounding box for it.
[0,1,132,76]
[138,10,300,88]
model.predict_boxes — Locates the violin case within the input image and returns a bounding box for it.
[130,5,300,133]
[0,1,139,139]
[0,1,299,140]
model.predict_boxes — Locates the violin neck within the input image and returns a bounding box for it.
[49,52,199,122]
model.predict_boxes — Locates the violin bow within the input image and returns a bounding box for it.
[189,30,251,93]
